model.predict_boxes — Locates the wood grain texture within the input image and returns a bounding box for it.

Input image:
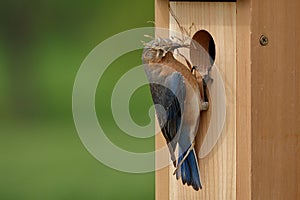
[236,0,252,199]
[250,0,300,199]
[155,1,299,199]
[169,2,236,199]
[155,1,169,200]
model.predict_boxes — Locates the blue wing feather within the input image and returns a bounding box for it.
[146,71,185,166]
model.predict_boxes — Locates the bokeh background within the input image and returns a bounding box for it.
[0,0,155,199]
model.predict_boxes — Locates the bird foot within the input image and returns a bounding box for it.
[203,74,213,84]
[201,101,209,111]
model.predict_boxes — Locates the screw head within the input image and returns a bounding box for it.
[260,35,269,46]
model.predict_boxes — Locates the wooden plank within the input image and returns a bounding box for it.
[169,2,236,199]
[155,0,169,32]
[170,0,236,2]
[236,0,252,199]
[155,1,300,199]
[155,1,170,200]
[250,0,300,199]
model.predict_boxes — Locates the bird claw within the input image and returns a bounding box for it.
[203,74,213,84]
[201,101,209,111]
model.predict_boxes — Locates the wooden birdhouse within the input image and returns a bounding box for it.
[154,0,299,199]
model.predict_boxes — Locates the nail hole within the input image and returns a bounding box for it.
[190,30,216,73]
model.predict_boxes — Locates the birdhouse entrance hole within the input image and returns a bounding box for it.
[190,30,216,153]
[190,29,216,71]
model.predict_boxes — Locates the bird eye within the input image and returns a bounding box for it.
[158,49,164,56]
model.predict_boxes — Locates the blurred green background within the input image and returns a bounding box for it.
[0,0,155,199]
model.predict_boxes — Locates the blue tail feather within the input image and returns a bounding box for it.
[176,147,202,191]
[181,160,187,185]
[183,159,191,186]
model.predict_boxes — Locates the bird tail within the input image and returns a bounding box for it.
[175,146,202,191]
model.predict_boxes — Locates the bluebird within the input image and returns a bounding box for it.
[142,37,208,191]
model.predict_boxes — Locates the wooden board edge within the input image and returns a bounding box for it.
[155,1,170,200]
[236,0,252,199]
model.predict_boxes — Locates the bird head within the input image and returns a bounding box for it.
[142,37,188,63]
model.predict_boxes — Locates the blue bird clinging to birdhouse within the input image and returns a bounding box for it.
[142,37,208,191]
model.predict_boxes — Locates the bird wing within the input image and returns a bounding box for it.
[148,71,186,166]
